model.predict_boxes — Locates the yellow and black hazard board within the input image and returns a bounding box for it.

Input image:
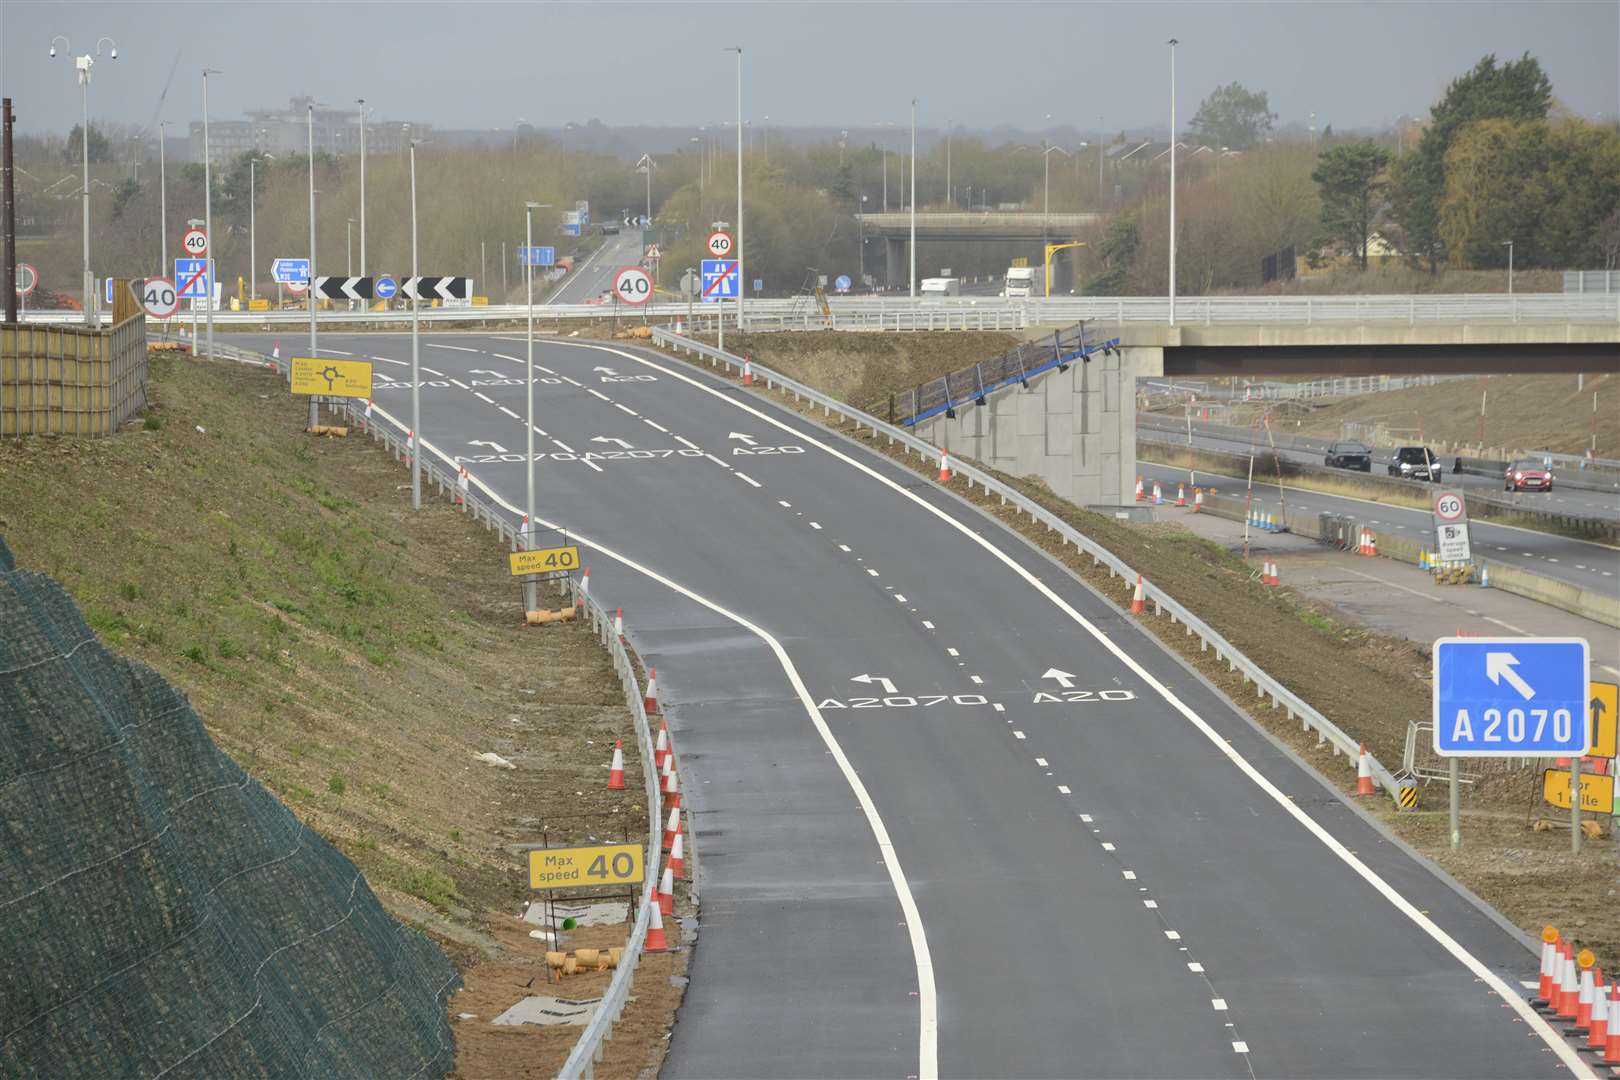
[1396,785,1420,810]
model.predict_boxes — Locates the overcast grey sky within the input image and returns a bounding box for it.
[3,1,1616,138]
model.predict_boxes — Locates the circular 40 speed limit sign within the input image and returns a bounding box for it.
[138,276,181,319]
[612,265,653,306]
[706,231,733,258]
[181,227,209,257]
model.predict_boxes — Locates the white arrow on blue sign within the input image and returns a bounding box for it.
[1432,636,1590,757]
[272,258,311,285]
[700,258,739,303]
[375,275,398,300]
[518,246,555,267]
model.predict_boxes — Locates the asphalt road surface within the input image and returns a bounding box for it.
[1137,459,1620,592]
[233,330,1588,1079]
[544,229,647,306]
[1140,415,1620,522]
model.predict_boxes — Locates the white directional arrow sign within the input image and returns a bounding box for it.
[468,440,509,454]
[591,436,634,449]
[728,432,758,446]
[1485,652,1536,701]
[1042,668,1078,688]
[851,674,898,695]
[592,366,619,375]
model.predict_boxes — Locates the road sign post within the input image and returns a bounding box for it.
[1434,636,1590,849]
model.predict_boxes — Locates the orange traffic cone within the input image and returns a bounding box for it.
[1578,965,1598,1031]
[657,864,675,915]
[1193,487,1204,513]
[1536,927,1560,1005]
[1560,947,1580,1020]
[662,806,681,851]
[743,356,754,386]
[644,667,660,713]
[1175,483,1187,507]
[1603,984,1620,1064]
[645,896,668,952]
[1134,476,1145,502]
[456,467,469,506]
[669,830,686,879]
[653,724,670,769]
[662,766,682,810]
[615,607,624,642]
[1589,971,1609,1048]
[660,750,676,788]
[938,450,952,483]
[576,565,589,608]
[1356,745,1376,796]
[1366,532,1378,558]
[607,740,626,791]
[1129,575,1146,615]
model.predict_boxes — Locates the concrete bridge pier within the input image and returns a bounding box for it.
[884,238,907,289]
[916,345,1164,508]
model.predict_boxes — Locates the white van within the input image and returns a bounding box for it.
[920,277,960,297]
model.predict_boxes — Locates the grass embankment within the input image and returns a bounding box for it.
[672,335,1620,966]
[0,352,682,1079]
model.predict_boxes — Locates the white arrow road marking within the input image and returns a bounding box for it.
[591,436,634,449]
[728,431,758,446]
[851,674,898,695]
[1485,652,1536,700]
[593,365,619,375]
[468,369,503,377]
[468,439,508,454]
[1043,668,1078,688]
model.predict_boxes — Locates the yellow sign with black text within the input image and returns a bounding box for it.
[1590,681,1618,759]
[290,356,373,398]
[1543,769,1615,815]
[528,843,644,890]
[509,545,580,577]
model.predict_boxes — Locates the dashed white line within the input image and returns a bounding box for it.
[991,703,1004,712]
[1057,785,1071,795]
[499,406,520,419]
[381,357,408,366]
[561,376,583,387]
[582,459,604,473]
[1164,930,1180,940]
[587,388,611,401]
[894,593,908,602]
[427,343,480,353]
[1144,899,1159,909]
[320,348,354,356]
[1483,616,1531,633]
[1187,962,1204,973]
[866,568,880,577]
[1101,842,1115,852]
[778,499,793,508]
[1035,758,1049,767]
[970,675,984,685]
[474,392,495,404]
[1013,730,1026,740]
[736,472,762,488]
[810,521,823,530]
[947,648,960,657]
[1212,998,1228,1011]
[1079,814,1093,824]
[614,402,638,416]
[420,366,446,377]
[1232,1041,1249,1054]
[448,378,469,390]
[1122,870,1137,880]
[704,453,731,469]
[839,544,852,552]
[553,439,575,453]
[644,419,669,433]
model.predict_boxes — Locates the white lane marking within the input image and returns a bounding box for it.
[1165,930,1180,940]
[922,619,934,628]
[1122,870,1136,880]
[947,648,960,657]
[320,348,354,356]
[1057,785,1072,795]
[615,402,639,416]
[1213,998,1228,1010]
[499,406,520,419]
[1603,665,1620,679]
[1079,814,1094,824]
[840,544,852,552]
[1483,616,1531,634]
[1013,730,1026,740]
[449,378,469,390]
[553,439,575,453]
[1035,758,1049,767]
[532,425,549,438]
[704,453,731,469]
[420,366,446,377]
[970,675,984,685]
[992,703,1004,712]
[474,392,494,404]
[562,376,583,387]
[1101,842,1115,851]
[866,568,880,577]
[571,339,1593,1075]
[1233,1042,1249,1054]
[645,419,669,433]
[894,594,908,602]
[427,343,481,353]
[1187,961,1204,972]
[1144,900,1159,909]
[810,521,823,530]
[381,357,408,366]
[677,436,701,451]
[736,472,762,488]
[779,499,793,508]
[582,458,604,473]
[358,396,937,1078]
[587,388,611,401]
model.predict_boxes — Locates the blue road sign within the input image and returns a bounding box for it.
[519,246,555,267]
[753,278,763,292]
[562,223,582,237]
[175,258,212,299]
[374,275,398,300]
[104,277,115,305]
[700,258,739,303]
[272,257,311,285]
[638,215,650,228]
[1433,637,1590,757]
[834,274,852,293]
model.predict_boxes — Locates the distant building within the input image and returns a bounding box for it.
[188,97,431,165]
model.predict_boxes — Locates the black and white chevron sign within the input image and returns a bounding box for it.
[314,276,374,300]
[401,276,470,301]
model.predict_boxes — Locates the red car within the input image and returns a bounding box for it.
[1505,460,1554,492]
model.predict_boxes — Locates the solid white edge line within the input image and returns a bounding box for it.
[359,395,939,1080]
[545,337,1591,1079]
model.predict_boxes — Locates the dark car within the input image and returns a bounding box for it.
[1389,446,1443,482]
[1506,459,1554,492]
[1324,441,1373,471]
[601,223,620,235]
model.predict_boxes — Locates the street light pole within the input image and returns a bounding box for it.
[729,46,745,330]
[346,218,354,276]
[50,35,116,326]
[203,67,219,361]
[1098,114,1105,200]
[946,119,952,206]
[409,140,421,509]
[909,97,917,298]
[158,120,167,277]
[307,101,319,431]
[524,200,540,610]
[1503,240,1515,294]
[1168,37,1179,326]
[249,157,256,300]
[357,98,366,279]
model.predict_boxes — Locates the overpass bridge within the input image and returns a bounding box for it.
[854,211,1106,289]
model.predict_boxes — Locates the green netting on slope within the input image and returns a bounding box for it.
[0,535,460,1078]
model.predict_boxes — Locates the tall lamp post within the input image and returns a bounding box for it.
[202,67,221,361]
[909,97,917,298]
[158,120,168,277]
[523,200,544,610]
[249,156,256,300]
[49,34,117,326]
[356,98,367,280]
[1503,240,1515,294]
[409,139,421,508]
[1098,114,1106,200]
[1168,37,1179,326]
[306,101,320,432]
[727,46,744,329]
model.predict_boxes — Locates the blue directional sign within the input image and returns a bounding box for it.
[374,275,398,300]
[700,258,739,303]
[175,258,212,300]
[271,257,311,285]
[834,274,852,293]
[104,277,115,305]
[519,246,555,267]
[1433,637,1590,757]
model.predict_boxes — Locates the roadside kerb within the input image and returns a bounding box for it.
[649,326,1404,802]
[168,335,675,1078]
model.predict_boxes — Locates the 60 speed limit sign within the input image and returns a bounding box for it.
[181,227,209,257]
[612,265,653,306]
[706,231,734,258]
[136,276,180,319]
[1433,491,1467,523]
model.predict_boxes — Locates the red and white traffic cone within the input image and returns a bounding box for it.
[1175,483,1187,507]
[653,724,670,769]
[615,607,624,642]
[742,356,754,386]
[272,340,281,364]
[1366,532,1378,558]
[1134,476,1145,502]
[661,806,681,851]
[1578,964,1598,1031]
[607,740,626,791]
[1151,480,1163,505]
[938,450,952,483]
[1603,984,1620,1064]
[1588,972,1609,1048]
[1536,928,1560,1006]
[1356,745,1376,796]
[1129,575,1146,615]
[645,895,668,952]
[455,467,469,506]
[1192,487,1204,513]
[668,830,686,879]
[644,667,660,713]
[576,566,589,608]
[660,749,676,788]
[362,398,373,432]
[1560,947,1580,1020]
[657,863,675,916]
[662,766,682,810]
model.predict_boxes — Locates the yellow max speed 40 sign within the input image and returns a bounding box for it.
[1543,769,1615,815]
[509,545,580,577]
[290,356,374,399]
[528,843,644,890]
